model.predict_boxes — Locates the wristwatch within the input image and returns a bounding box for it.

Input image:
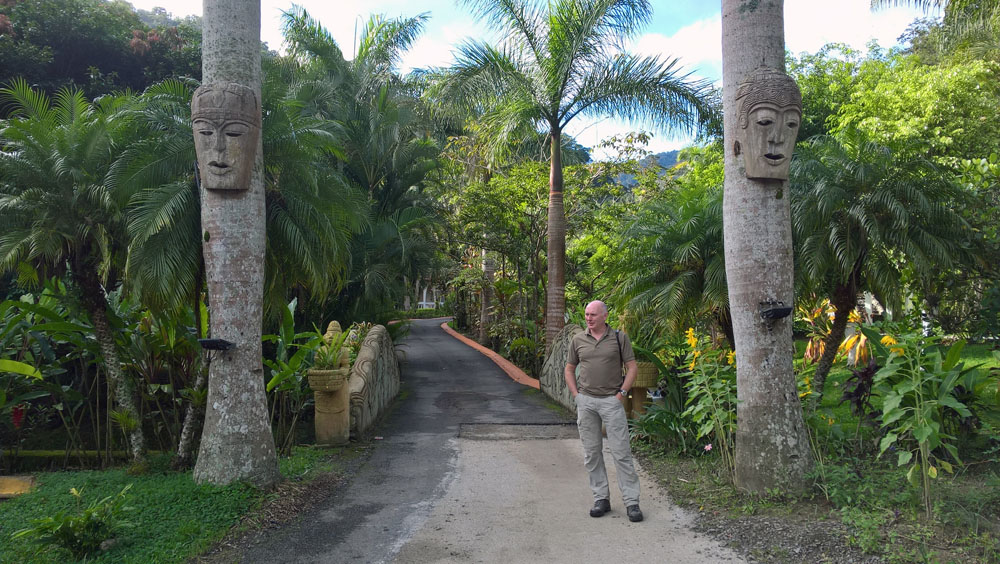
[618,389,628,397]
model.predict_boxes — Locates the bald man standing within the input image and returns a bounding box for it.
[564,300,643,522]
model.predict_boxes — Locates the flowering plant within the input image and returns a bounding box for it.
[681,328,737,482]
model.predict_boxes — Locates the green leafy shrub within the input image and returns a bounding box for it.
[864,328,978,517]
[841,506,887,554]
[680,328,737,482]
[12,484,133,560]
[630,402,694,453]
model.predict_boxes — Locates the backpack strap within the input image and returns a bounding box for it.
[614,329,624,385]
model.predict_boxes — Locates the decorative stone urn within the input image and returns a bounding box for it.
[307,368,349,391]
[310,321,352,446]
[628,361,660,419]
[634,361,659,388]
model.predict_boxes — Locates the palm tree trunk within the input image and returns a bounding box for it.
[76,268,147,468]
[171,363,206,470]
[721,0,812,493]
[193,0,280,488]
[172,275,206,470]
[807,284,855,412]
[716,307,735,350]
[545,126,566,350]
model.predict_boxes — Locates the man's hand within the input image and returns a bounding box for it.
[564,362,579,398]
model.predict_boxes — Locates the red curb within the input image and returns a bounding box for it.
[439,322,539,389]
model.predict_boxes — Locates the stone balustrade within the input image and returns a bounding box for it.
[348,324,399,438]
[539,324,583,412]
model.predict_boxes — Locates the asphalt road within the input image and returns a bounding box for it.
[227,318,746,563]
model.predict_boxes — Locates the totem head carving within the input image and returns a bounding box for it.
[735,66,802,181]
[191,83,261,191]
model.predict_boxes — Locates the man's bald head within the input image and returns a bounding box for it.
[586,301,608,315]
[584,301,608,331]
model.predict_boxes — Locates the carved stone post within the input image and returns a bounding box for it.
[308,322,351,446]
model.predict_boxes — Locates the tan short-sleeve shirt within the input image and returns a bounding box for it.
[567,324,635,397]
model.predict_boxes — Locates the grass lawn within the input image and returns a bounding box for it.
[0,447,346,564]
[963,342,1000,371]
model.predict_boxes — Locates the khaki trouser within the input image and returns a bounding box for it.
[575,393,640,506]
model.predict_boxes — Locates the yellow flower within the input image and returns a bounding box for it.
[880,335,898,346]
[726,351,735,365]
[689,349,701,370]
[685,327,698,349]
[890,347,904,355]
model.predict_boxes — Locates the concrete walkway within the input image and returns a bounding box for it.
[227,318,746,563]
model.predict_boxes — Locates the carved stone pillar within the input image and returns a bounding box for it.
[309,321,351,446]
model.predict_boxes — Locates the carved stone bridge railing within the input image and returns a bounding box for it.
[349,324,400,438]
[539,324,583,413]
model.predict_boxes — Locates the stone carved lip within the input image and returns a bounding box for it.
[207,161,232,173]
[764,153,786,163]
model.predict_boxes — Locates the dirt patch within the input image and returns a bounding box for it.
[194,448,372,563]
[639,452,889,564]
[638,450,998,564]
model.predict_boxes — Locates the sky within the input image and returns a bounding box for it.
[127,0,934,157]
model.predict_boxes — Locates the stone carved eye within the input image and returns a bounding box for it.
[756,117,774,126]
[223,122,250,138]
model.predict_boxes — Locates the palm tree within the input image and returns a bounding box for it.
[721,0,812,493]
[193,0,279,487]
[109,64,364,467]
[791,129,974,410]
[259,54,367,315]
[443,0,714,348]
[0,79,148,466]
[614,173,730,347]
[110,78,204,316]
[281,7,446,319]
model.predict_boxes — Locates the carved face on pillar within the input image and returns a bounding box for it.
[191,83,260,191]
[735,67,802,181]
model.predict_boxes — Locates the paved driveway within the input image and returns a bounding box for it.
[224,318,745,563]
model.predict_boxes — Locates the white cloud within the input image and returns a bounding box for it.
[632,15,723,84]
[784,1,930,57]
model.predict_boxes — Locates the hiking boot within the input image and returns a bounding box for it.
[589,498,611,517]
[626,504,644,522]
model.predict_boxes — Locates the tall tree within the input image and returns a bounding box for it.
[721,0,812,493]
[872,0,999,59]
[444,0,713,348]
[192,0,279,487]
[0,80,147,467]
[791,129,974,409]
[0,0,201,99]
[613,147,732,347]
[281,8,444,322]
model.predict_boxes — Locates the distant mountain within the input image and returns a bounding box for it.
[645,150,680,170]
[616,150,681,188]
